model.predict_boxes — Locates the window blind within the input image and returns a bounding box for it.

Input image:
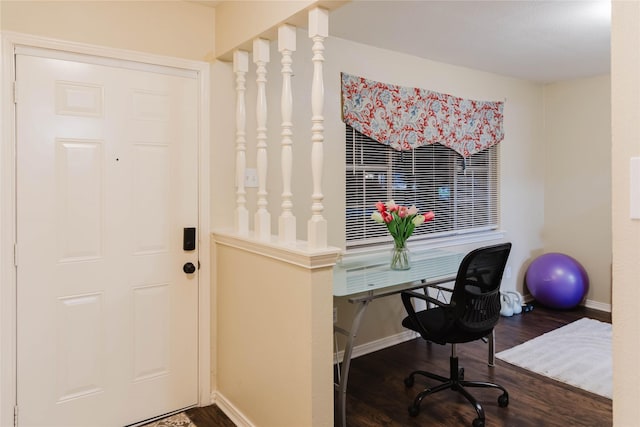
[346,126,499,249]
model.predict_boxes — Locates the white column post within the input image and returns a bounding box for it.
[253,38,271,240]
[307,8,328,249]
[278,24,297,244]
[233,50,249,235]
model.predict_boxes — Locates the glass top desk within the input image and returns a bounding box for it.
[333,248,464,298]
[332,249,494,427]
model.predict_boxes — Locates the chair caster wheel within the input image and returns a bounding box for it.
[498,393,509,407]
[472,418,485,427]
[404,376,414,388]
[459,367,465,380]
[408,404,420,417]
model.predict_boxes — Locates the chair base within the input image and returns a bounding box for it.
[405,355,509,427]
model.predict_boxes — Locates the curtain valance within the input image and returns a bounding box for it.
[341,73,504,157]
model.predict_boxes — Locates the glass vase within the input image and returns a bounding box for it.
[390,245,411,270]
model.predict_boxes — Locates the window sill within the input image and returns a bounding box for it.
[340,229,507,265]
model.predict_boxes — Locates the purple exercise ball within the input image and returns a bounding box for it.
[525,253,589,309]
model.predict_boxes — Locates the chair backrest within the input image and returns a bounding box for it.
[449,243,512,334]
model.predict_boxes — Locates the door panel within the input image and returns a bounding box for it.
[56,139,104,261]
[16,52,199,427]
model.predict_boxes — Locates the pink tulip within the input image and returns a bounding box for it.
[386,200,398,212]
[375,201,386,213]
[398,206,408,218]
[408,205,418,215]
[382,212,393,223]
[423,211,435,222]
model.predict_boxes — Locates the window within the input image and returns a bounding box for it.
[345,126,499,249]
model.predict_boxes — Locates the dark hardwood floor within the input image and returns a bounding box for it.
[185,405,236,427]
[340,303,611,427]
[187,303,612,426]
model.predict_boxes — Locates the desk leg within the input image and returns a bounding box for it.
[334,300,369,427]
[488,330,495,367]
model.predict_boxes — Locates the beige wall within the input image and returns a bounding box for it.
[214,1,349,60]
[213,237,334,427]
[214,0,314,59]
[1,0,626,423]
[543,76,612,307]
[210,59,236,236]
[1,1,215,62]
[210,32,547,344]
[230,30,546,271]
[211,29,612,353]
[209,14,613,411]
[612,1,640,424]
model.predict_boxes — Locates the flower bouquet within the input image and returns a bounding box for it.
[371,200,435,270]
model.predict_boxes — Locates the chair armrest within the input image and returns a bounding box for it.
[401,290,452,338]
[400,291,424,336]
[402,290,447,308]
[421,281,454,294]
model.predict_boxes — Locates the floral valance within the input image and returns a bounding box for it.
[341,73,504,158]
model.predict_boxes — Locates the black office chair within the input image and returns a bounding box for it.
[400,243,512,427]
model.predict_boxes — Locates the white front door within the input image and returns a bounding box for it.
[15,50,199,426]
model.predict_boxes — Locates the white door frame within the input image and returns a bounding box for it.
[0,31,211,427]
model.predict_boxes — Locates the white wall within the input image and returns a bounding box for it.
[543,75,612,307]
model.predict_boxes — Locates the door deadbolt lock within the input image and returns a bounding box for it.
[183,227,196,251]
[183,262,196,274]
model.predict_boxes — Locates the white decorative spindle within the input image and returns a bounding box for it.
[233,50,249,235]
[278,24,297,244]
[307,8,328,249]
[253,38,271,240]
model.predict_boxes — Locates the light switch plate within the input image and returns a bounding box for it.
[244,168,258,188]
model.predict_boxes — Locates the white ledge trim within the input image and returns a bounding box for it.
[212,229,341,269]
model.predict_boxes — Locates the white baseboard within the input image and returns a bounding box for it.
[209,298,610,427]
[211,391,255,427]
[522,294,611,313]
[208,332,418,427]
[584,298,611,313]
[335,330,418,363]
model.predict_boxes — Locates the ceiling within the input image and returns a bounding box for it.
[328,0,611,83]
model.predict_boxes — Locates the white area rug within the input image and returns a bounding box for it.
[496,317,612,399]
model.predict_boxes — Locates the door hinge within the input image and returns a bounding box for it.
[13,404,18,427]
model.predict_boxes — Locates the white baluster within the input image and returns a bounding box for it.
[278,24,297,244]
[233,50,249,235]
[253,38,271,240]
[307,8,328,249]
